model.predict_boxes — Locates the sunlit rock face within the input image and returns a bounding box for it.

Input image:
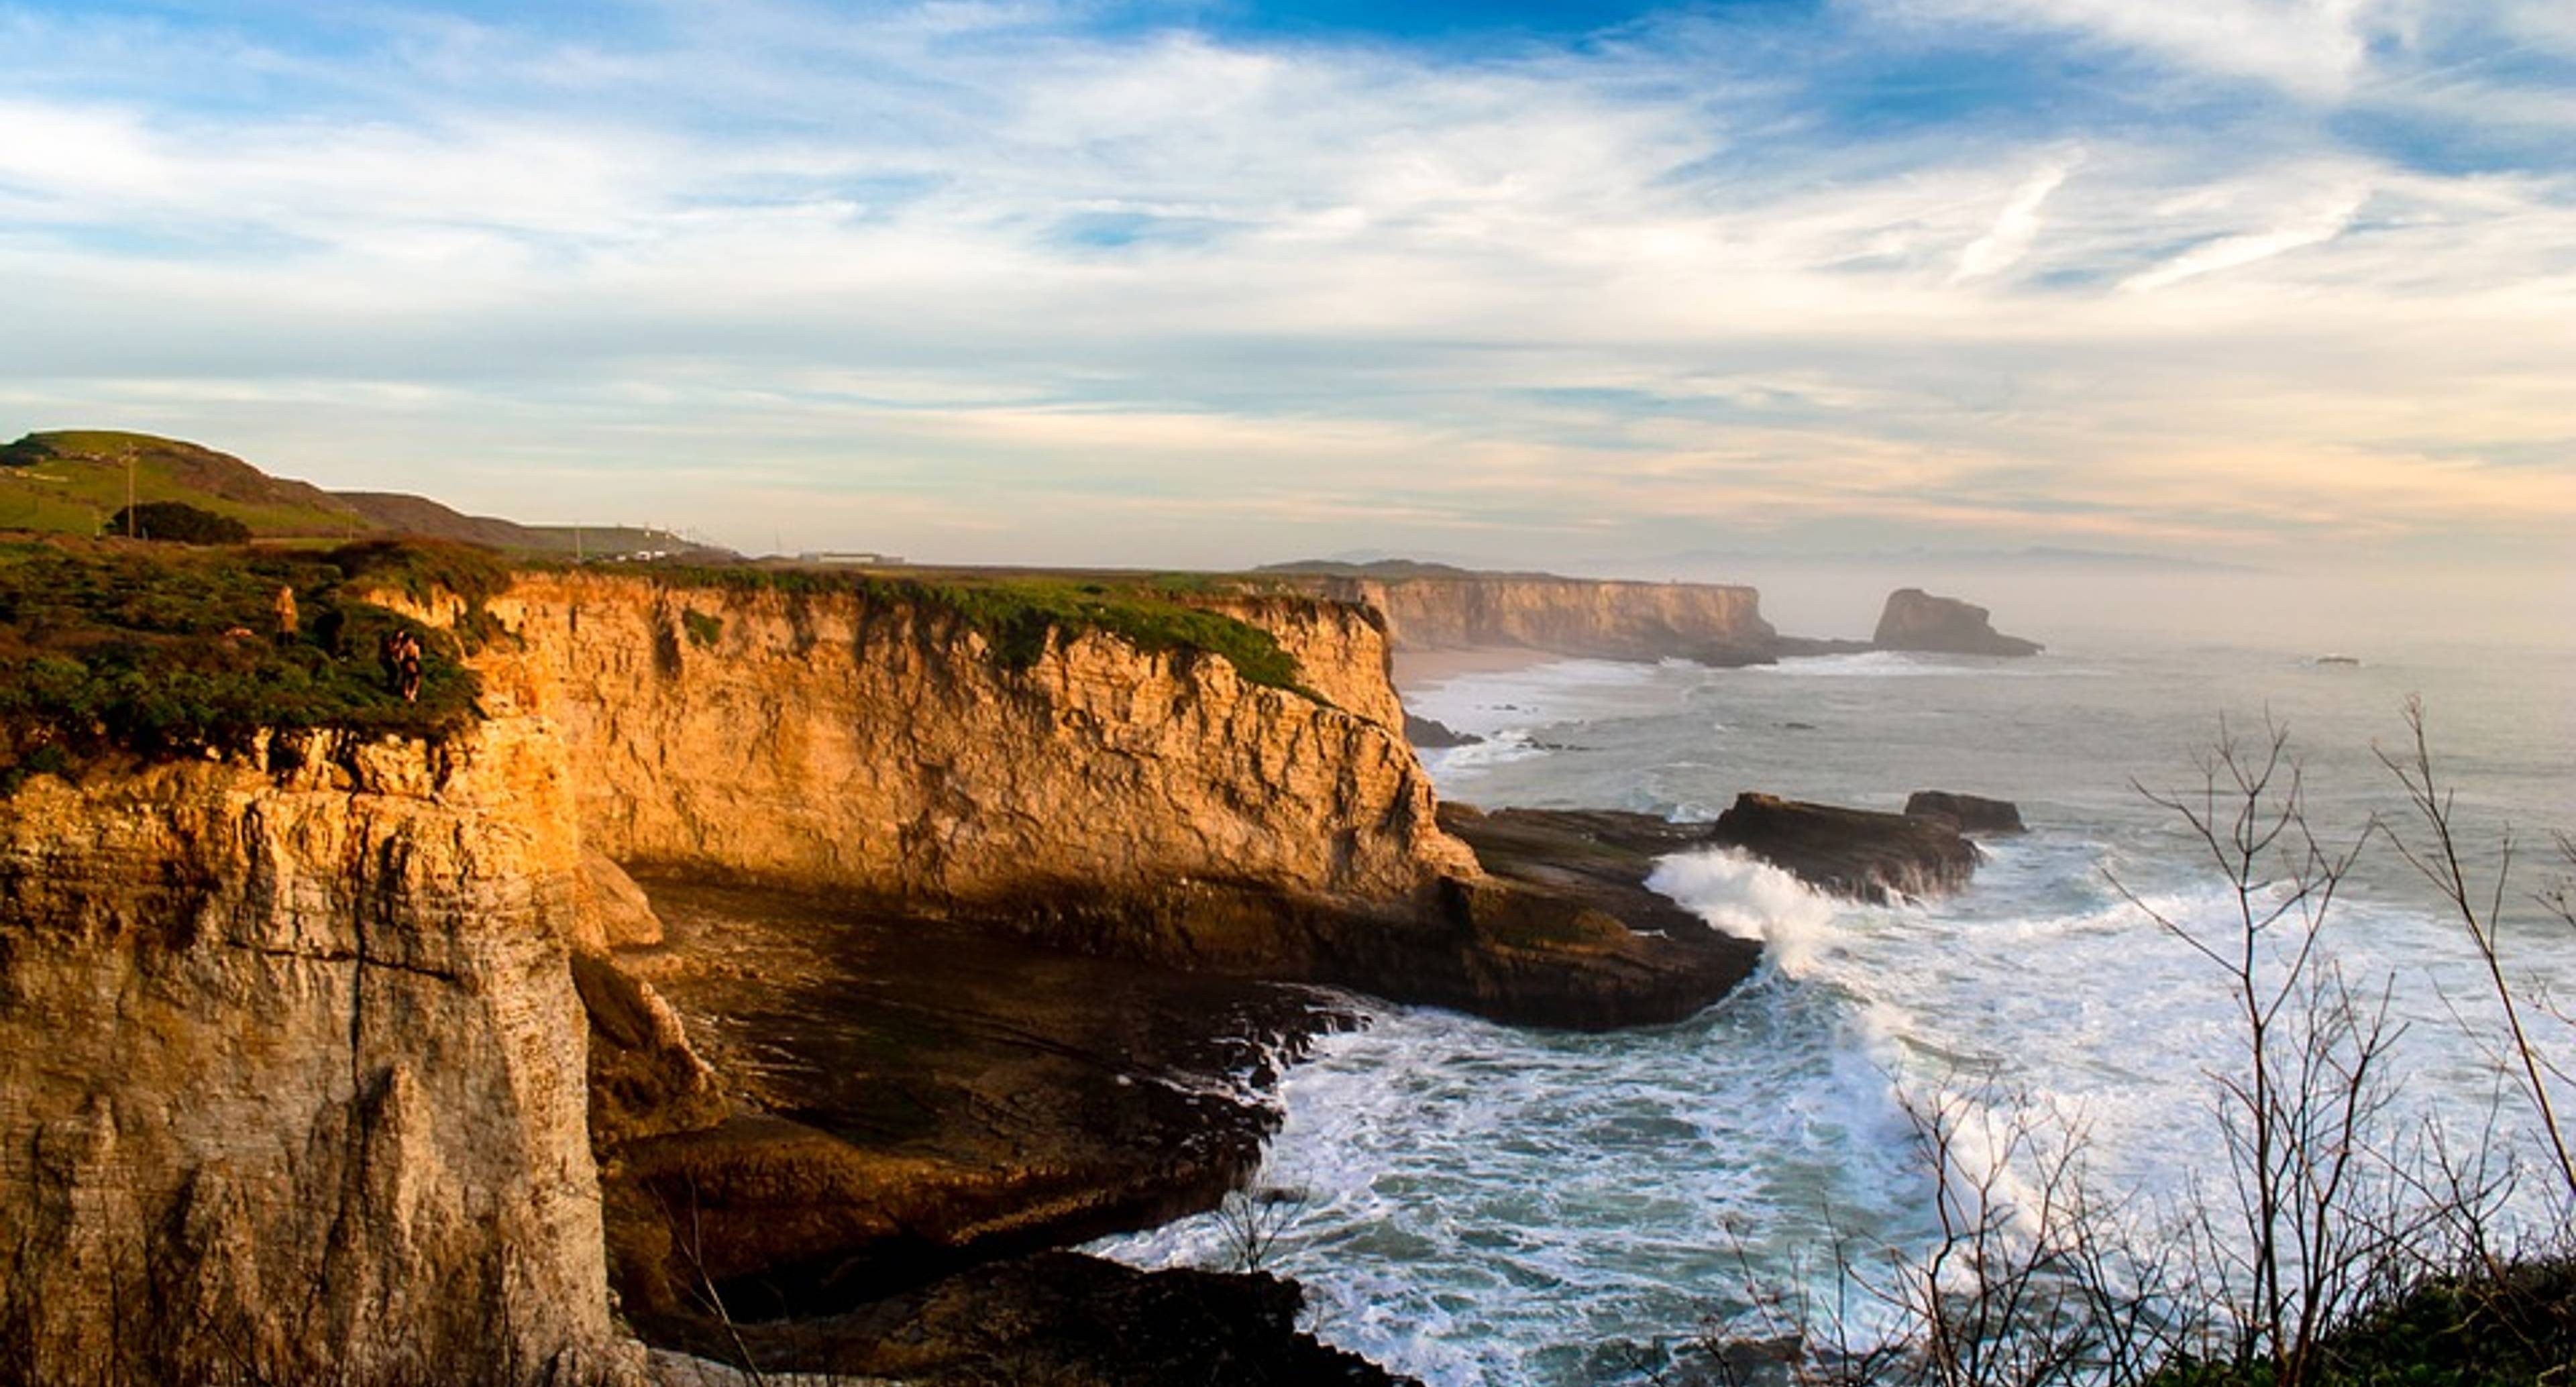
[0,719,633,1386]
[476,573,1478,962]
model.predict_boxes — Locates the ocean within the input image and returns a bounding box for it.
[1098,630,2576,1385]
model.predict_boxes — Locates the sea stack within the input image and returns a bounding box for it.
[1872,588,2042,657]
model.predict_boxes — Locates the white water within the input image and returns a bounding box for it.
[1099,636,2576,1384]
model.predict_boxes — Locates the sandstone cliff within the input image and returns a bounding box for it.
[1292,573,1777,665]
[469,573,1475,968]
[0,720,631,1384]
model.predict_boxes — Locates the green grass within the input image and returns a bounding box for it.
[1,431,368,539]
[0,538,490,787]
[645,567,1314,697]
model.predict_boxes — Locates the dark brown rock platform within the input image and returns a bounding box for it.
[1709,791,1981,902]
[600,878,1350,1333]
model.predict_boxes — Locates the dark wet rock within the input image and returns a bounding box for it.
[1903,790,2026,835]
[1428,803,1762,1028]
[702,1251,1416,1386]
[1403,712,1483,748]
[574,949,730,1149]
[600,879,1350,1333]
[1871,588,2041,657]
[1708,792,1980,902]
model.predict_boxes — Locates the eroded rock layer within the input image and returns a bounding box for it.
[0,722,628,1385]
[476,573,1474,951]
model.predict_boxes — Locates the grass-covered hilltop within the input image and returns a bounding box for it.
[0,429,715,557]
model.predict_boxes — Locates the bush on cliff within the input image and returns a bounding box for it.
[105,500,253,545]
[649,566,1312,696]
[0,538,484,782]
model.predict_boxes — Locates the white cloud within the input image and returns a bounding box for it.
[1952,156,2079,282]
[2117,188,2369,291]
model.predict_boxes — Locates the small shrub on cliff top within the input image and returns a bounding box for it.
[0,538,484,783]
[641,565,1315,697]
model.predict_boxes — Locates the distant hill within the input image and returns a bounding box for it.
[2,430,731,560]
[1,431,368,538]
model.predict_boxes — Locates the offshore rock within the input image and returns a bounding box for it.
[1709,792,1982,903]
[1871,588,2041,657]
[0,721,633,1384]
[1403,713,1482,749]
[1904,790,2026,835]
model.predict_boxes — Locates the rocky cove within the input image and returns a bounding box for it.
[1,555,2027,1385]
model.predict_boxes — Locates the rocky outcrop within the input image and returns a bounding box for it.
[1293,572,1777,666]
[1434,804,1762,1024]
[1904,791,2025,835]
[1871,589,2041,657]
[596,879,1347,1334]
[0,721,632,1385]
[1709,792,1981,902]
[720,1250,1417,1386]
[1404,714,1481,749]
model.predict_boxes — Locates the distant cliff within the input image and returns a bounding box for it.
[1273,565,1777,665]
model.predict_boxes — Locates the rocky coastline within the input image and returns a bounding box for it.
[0,537,2040,1384]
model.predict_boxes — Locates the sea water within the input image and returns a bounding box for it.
[1097,632,2576,1385]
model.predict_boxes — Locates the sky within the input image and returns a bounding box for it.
[2,0,2573,579]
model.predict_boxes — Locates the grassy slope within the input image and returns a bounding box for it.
[0,431,369,539]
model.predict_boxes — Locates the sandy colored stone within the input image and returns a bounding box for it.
[0,720,637,1384]
[476,573,1477,920]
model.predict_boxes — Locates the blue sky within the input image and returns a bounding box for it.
[2,0,2573,575]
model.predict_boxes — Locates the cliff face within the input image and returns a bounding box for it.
[0,720,627,1384]
[471,573,1473,962]
[1299,574,1777,665]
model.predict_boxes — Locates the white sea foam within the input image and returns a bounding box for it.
[1645,848,1840,974]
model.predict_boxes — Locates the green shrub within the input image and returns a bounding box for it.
[681,609,722,649]
[106,501,252,545]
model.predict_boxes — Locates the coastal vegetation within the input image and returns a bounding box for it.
[0,537,488,781]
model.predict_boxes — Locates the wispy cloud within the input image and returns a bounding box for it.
[1952,155,2080,282]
